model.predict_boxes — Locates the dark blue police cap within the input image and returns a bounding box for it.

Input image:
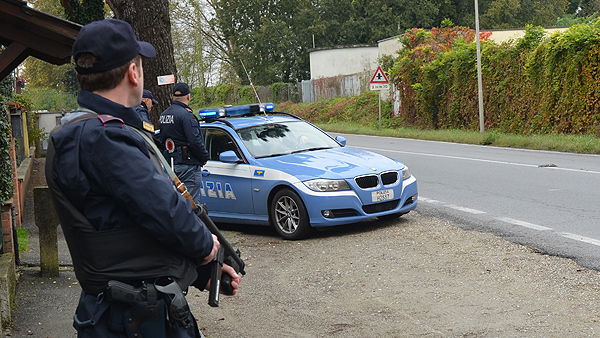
[142,89,158,104]
[72,19,156,74]
[173,82,190,96]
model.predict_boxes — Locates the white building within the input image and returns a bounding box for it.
[36,110,63,151]
[309,44,378,80]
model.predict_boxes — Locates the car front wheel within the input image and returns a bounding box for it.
[270,188,311,240]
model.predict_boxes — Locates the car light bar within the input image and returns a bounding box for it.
[226,104,260,116]
[198,109,222,118]
[198,102,275,121]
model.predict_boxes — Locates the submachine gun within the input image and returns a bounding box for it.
[130,127,246,307]
[191,188,244,306]
[173,175,246,307]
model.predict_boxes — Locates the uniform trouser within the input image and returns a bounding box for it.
[73,292,203,338]
[174,164,202,205]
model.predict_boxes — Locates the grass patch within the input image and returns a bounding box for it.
[16,227,29,253]
[318,122,600,154]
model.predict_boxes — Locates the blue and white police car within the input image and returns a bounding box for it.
[197,103,418,240]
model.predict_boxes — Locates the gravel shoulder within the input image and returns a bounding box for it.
[193,212,600,337]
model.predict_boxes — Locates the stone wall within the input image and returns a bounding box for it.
[0,253,15,330]
[1,135,18,255]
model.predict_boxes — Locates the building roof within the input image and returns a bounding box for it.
[0,0,81,80]
[308,43,377,53]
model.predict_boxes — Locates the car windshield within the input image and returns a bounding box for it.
[237,121,341,159]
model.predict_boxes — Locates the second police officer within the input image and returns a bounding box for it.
[159,83,209,204]
[135,89,158,122]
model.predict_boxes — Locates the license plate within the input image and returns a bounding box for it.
[372,189,394,203]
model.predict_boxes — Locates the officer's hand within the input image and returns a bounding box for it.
[200,234,220,265]
[222,264,241,296]
[203,263,242,295]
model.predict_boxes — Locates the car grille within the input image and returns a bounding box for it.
[354,171,399,189]
[362,199,400,214]
[355,175,378,189]
[331,209,358,218]
[381,171,398,185]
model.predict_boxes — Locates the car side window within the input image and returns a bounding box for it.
[203,128,242,162]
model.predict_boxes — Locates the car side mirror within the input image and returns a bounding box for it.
[219,150,241,163]
[335,136,346,147]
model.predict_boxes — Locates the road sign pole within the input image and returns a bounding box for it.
[369,66,390,129]
[378,91,382,128]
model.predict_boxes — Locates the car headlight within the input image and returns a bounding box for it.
[303,179,350,192]
[402,167,411,179]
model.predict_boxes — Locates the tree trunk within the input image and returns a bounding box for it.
[106,0,177,125]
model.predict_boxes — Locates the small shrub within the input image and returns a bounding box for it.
[0,97,12,202]
[480,131,498,145]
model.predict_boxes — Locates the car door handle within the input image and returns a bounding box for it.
[201,169,210,177]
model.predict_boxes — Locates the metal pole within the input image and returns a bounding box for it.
[11,205,19,265]
[475,0,485,133]
[378,91,382,128]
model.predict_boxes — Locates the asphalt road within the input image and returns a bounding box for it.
[338,133,600,270]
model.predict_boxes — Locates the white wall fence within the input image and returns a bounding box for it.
[301,70,373,103]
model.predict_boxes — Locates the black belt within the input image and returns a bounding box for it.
[104,279,194,330]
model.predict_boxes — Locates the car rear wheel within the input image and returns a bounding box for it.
[270,189,311,240]
[377,212,405,221]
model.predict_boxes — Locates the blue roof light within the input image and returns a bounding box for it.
[198,109,219,118]
[262,103,275,112]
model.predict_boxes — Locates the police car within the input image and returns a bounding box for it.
[197,103,418,240]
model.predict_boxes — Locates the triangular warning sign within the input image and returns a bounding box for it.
[370,66,389,84]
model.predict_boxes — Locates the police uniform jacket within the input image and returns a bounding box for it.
[47,90,214,294]
[134,101,151,122]
[158,101,209,166]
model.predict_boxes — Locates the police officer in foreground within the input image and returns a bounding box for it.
[45,19,240,337]
[158,82,209,204]
[135,89,158,122]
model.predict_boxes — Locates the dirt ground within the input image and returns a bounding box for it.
[190,214,600,337]
[9,158,600,337]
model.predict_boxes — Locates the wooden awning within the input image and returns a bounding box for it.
[0,0,81,80]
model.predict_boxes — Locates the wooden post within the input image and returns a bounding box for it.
[33,187,59,277]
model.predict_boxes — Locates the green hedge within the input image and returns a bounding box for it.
[278,91,395,127]
[0,96,12,202]
[388,22,600,136]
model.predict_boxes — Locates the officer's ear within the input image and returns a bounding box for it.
[127,57,143,88]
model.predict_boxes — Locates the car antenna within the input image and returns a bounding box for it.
[240,59,268,118]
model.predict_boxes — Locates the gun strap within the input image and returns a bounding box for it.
[72,106,176,184]
[131,118,246,277]
[70,107,176,197]
[128,127,197,207]
[128,126,177,180]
